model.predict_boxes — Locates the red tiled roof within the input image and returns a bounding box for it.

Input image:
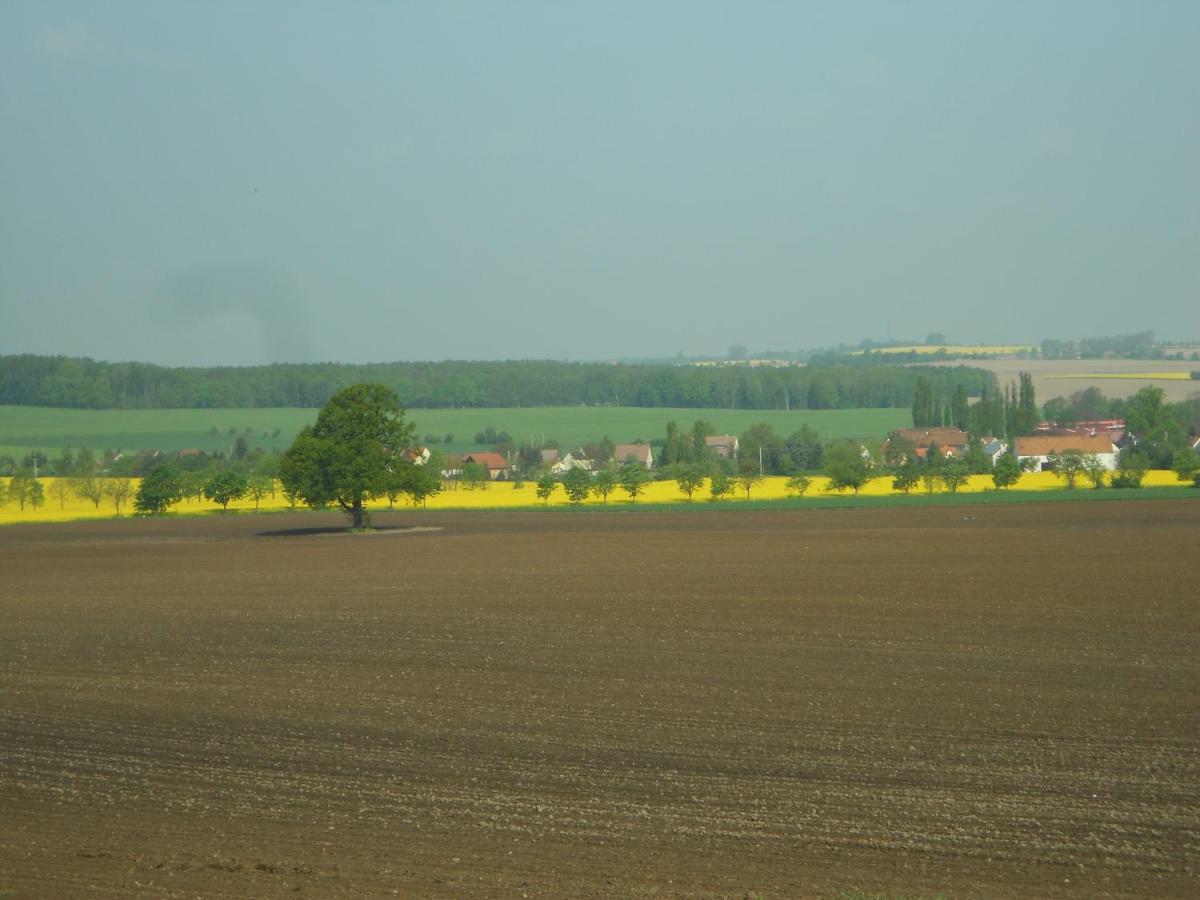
[463,452,508,470]
[892,428,969,448]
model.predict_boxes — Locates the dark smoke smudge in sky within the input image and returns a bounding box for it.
[153,260,320,364]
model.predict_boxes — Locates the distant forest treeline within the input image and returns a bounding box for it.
[0,355,996,412]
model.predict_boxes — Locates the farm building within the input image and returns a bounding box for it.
[883,427,970,462]
[705,435,739,459]
[982,439,1009,466]
[1014,434,1119,471]
[613,443,654,468]
[551,452,592,475]
[461,452,510,479]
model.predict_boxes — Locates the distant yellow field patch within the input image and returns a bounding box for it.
[852,345,1036,356]
[1049,372,1194,380]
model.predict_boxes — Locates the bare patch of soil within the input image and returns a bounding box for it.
[1,503,1197,897]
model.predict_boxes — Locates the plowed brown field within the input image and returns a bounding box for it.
[2,502,1198,898]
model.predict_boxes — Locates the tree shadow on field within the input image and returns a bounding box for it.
[256,525,440,538]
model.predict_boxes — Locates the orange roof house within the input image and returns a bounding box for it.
[462,452,510,479]
[883,427,970,463]
[1015,433,1118,470]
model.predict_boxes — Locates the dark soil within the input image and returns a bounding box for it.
[1,502,1197,897]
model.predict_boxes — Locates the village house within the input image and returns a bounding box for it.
[461,452,510,479]
[704,435,739,459]
[1015,433,1119,471]
[982,438,1008,466]
[882,428,1008,466]
[400,446,431,466]
[883,427,970,462]
[613,443,653,468]
[550,452,592,475]
[1037,419,1127,446]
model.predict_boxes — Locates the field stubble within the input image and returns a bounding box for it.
[0,503,1197,897]
[921,358,1200,403]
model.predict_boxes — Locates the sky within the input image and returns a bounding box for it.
[1,1,1197,366]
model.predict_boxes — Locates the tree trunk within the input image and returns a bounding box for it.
[349,500,366,530]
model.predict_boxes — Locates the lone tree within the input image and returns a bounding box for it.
[8,471,45,510]
[1082,454,1108,489]
[535,471,558,505]
[245,473,274,511]
[562,466,592,505]
[618,460,652,503]
[991,451,1021,490]
[105,479,133,515]
[72,474,105,509]
[280,383,415,529]
[891,463,919,494]
[135,464,183,515]
[735,470,761,500]
[786,473,813,497]
[405,465,443,507]
[1173,447,1199,483]
[824,440,871,495]
[941,458,970,494]
[671,463,707,501]
[708,471,733,501]
[49,477,73,510]
[205,469,249,511]
[591,467,617,504]
[1048,449,1086,489]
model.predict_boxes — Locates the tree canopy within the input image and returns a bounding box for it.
[134,464,182,515]
[279,383,415,529]
[823,440,871,495]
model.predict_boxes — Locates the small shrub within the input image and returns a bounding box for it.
[1111,469,1145,489]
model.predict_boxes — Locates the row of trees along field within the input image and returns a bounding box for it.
[0,441,287,516]
[653,413,1200,500]
[0,354,993,411]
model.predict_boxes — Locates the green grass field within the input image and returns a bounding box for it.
[0,405,911,459]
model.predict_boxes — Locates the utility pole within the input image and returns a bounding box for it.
[759,445,764,477]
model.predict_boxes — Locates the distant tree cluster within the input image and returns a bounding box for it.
[912,372,1038,438]
[0,354,992,412]
[1040,330,1158,360]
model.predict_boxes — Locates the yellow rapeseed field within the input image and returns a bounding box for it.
[0,470,1188,525]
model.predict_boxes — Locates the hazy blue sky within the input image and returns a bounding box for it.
[2,2,1197,365]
